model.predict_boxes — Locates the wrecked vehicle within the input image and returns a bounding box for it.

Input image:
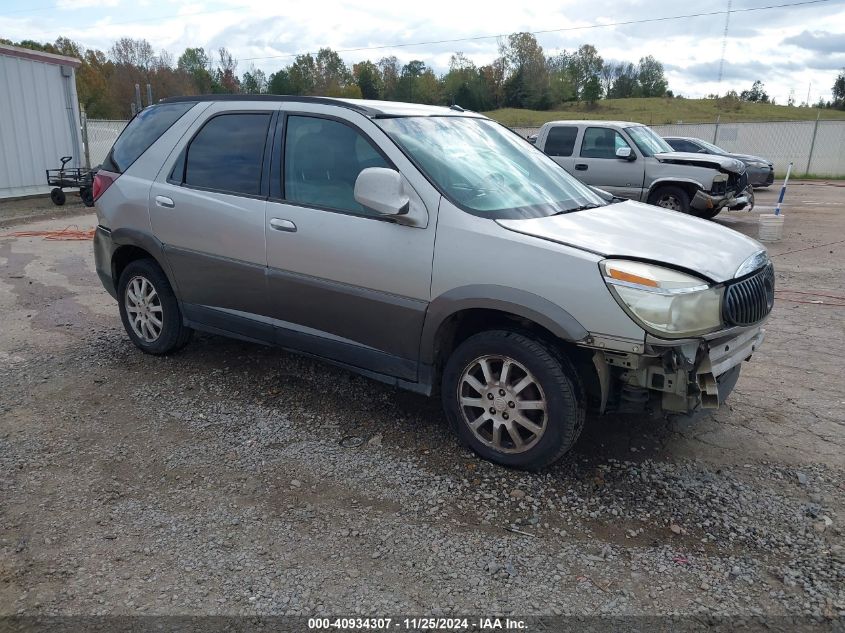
[92,97,772,469]
[532,120,749,219]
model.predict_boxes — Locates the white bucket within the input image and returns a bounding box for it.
[758,214,785,242]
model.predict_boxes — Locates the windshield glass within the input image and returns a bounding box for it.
[376,117,605,219]
[695,139,727,154]
[625,125,673,157]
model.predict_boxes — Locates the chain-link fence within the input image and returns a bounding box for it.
[512,119,845,177]
[82,118,128,168]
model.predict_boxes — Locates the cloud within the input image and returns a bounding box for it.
[782,29,845,53]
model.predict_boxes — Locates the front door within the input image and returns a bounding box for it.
[264,111,436,381]
[572,126,645,199]
[148,105,276,332]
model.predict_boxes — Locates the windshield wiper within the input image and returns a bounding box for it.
[552,203,602,215]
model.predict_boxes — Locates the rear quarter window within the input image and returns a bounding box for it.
[544,126,578,157]
[102,102,196,173]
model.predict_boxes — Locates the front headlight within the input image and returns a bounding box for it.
[748,160,768,168]
[601,260,724,338]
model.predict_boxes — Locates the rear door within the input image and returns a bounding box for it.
[148,103,277,332]
[573,126,645,199]
[263,106,437,380]
[541,124,579,174]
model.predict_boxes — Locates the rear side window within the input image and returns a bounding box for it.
[103,102,195,173]
[183,113,272,196]
[544,126,578,157]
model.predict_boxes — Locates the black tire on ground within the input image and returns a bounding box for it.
[648,185,691,214]
[117,258,192,355]
[80,186,94,207]
[50,188,66,206]
[441,330,586,470]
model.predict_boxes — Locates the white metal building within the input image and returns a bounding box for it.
[0,44,84,199]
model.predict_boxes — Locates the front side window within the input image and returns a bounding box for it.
[284,115,389,215]
[625,125,674,157]
[580,127,631,159]
[184,113,271,196]
[544,126,578,157]
[377,116,604,219]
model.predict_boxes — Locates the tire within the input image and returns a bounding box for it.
[50,188,66,206]
[648,185,690,214]
[80,186,94,207]
[117,259,191,355]
[441,330,585,470]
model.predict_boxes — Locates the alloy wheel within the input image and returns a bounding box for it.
[125,275,163,343]
[457,355,547,454]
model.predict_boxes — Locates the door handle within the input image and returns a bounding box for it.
[155,195,175,208]
[269,218,297,233]
[574,164,588,171]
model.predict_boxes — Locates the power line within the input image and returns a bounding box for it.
[238,0,836,62]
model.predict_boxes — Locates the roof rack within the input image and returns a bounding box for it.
[157,95,380,116]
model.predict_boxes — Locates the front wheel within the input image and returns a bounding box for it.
[117,259,191,355]
[50,188,66,206]
[648,185,690,213]
[441,330,585,470]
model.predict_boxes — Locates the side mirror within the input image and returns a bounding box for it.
[698,148,708,153]
[616,147,635,161]
[354,168,410,216]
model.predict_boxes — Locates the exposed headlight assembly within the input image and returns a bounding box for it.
[601,260,724,338]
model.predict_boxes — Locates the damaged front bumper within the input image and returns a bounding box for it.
[588,326,765,414]
[691,189,746,213]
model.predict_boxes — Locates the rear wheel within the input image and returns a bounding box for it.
[648,185,690,213]
[117,259,191,355]
[441,330,585,470]
[80,186,94,207]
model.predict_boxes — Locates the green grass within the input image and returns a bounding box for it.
[484,98,845,127]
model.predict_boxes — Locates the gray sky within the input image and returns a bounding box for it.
[1,0,844,104]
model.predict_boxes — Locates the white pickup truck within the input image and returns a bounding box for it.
[530,120,750,219]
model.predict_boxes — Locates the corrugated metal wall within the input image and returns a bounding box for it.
[0,53,83,199]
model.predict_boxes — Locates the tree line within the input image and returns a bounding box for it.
[2,32,676,118]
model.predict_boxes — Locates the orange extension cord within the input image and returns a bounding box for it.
[0,225,95,241]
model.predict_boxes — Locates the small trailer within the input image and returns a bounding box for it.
[46,155,97,207]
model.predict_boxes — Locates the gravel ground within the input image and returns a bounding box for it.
[0,185,843,623]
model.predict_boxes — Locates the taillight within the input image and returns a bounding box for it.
[92,170,119,202]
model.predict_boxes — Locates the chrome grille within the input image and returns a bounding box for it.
[723,264,775,326]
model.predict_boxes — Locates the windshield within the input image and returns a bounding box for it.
[625,125,673,157]
[695,139,727,154]
[376,117,605,219]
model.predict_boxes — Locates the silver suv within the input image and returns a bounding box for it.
[92,97,774,469]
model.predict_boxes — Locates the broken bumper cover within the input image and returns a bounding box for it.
[691,189,744,212]
[589,326,765,414]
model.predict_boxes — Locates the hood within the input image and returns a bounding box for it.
[497,200,764,282]
[727,152,771,165]
[653,151,745,173]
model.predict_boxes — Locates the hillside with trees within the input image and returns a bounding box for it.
[3,33,843,122]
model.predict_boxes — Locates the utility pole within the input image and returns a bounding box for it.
[717,0,732,86]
